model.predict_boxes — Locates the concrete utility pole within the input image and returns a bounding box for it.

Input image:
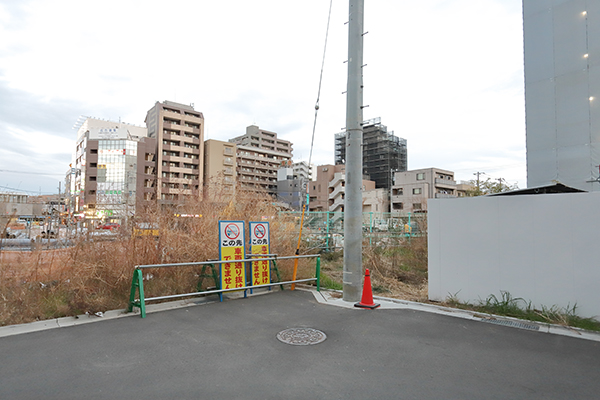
[474,171,485,191]
[343,0,365,302]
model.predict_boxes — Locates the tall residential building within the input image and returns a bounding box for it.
[203,139,236,200]
[145,101,204,203]
[230,126,293,196]
[334,118,407,189]
[524,1,600,191]
[71,118,155,222]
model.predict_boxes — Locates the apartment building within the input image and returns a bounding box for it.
[230,126,293,196]
[145,101,204,204]
[308,164,342,212]
[276,162,308,210]
[308,164,377,213]
[203,139,236,200]
[293,161,315,181]
[328,169,376,213]
[334,118,407,189]
[229,125,293,156]
[362,188,389,214]
[71,117,155,222]
[391,168,469,214]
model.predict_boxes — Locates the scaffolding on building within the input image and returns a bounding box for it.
[334,117,407,189]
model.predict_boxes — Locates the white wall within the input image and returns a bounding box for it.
[428,192,600,320]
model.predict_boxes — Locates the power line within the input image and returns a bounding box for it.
[0,185,56,195]
[0,169,64,177]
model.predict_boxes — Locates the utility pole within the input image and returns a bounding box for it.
[474,171,485,191]
[343,0,365,302]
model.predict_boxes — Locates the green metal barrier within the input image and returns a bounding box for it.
[128,254,321,318]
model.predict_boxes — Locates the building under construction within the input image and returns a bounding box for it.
[334,118,407,189]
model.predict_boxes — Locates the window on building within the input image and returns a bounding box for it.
[413,203,422,210]
[90,163,97,168]
[413,188,421,195]
[89,176,96,181]
[90,149,98,154]
[416,173,425,180]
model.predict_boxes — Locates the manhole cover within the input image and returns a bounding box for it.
[277,328,327,346]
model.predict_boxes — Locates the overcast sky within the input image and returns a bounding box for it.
[0,0,525,195]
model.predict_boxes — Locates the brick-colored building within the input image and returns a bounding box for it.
[145,101,204,204]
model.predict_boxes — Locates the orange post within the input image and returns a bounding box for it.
[291,204,307,290]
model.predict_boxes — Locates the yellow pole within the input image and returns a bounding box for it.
[291,204,307,290]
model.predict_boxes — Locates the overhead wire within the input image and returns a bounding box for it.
[292,0,334,289]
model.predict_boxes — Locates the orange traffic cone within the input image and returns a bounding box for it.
[354,268,380,309]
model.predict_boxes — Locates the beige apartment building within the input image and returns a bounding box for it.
[308,164,378,213]
[145,101,204,204]
[308,164,342,212]
[230,126,293,196]
[391,167,470,214]
[229,125,293,156]
[203,139,236,200]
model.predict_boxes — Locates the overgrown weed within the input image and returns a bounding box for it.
[445,291,600,332]
[320,235,428,302]
[0,188,311,326]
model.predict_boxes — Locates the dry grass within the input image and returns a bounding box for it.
[320,236,428,303]
[0,189,315,326]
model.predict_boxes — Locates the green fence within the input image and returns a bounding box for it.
[279,211,427,251]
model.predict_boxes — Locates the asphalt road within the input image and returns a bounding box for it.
[1,289,600,400]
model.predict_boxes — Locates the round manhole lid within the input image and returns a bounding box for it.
[277,328,327,346]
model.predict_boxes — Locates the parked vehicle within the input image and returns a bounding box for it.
[98,223,120,231]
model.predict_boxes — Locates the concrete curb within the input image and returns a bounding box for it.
[308,287,600,343]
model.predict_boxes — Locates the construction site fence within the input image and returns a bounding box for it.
[279,211,427,251]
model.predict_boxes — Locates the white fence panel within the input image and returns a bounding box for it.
[428,192,600,320]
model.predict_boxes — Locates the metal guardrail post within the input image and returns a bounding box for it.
[271,257,284,291]
[315,256,321,292]
[127,268,146,318]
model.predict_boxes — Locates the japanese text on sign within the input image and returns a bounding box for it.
[249,222,270,286]
[219,221,246,290]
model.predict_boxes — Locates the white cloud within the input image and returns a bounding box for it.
[0,0,527,192]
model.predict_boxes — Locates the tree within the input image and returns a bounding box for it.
[466,177,518,196]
